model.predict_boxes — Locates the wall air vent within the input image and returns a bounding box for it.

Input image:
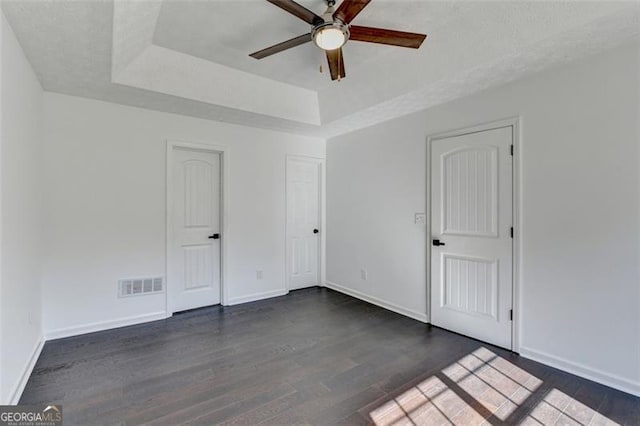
[118,277,164,298]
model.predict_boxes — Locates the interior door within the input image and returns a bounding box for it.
[430,126,513,349]
[287,157,321,290]
[169,148,221,313]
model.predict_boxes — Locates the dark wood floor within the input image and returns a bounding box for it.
[21,287,638,425]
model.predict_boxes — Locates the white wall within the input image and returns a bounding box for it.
[42,93,325,337]
[327,41,640,395]
[0,11,44,404]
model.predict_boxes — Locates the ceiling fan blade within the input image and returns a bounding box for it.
[349,25,427,49]
[249,33,312,59]
[266,0,324,25]
[326,48,346,81]
[333,0,371,24]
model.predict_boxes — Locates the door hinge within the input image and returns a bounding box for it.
[510,144,514,156]
[510,227,513,238]
[510,309,513,321]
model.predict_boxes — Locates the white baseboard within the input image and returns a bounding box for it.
[227,289,288,306]
[519,346,640,397]
[45,311,167,340]
[324,281,428,323]
[9,336,44,405]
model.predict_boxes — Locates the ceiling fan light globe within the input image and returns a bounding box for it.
[314,27,347,50]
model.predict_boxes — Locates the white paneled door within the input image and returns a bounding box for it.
[430,126,513,349]
[287,157,321,290]
[169,148,221,313]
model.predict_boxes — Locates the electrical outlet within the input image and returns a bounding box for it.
[360,269,368,280]
[256,270,263,280]
[415,213,426,225]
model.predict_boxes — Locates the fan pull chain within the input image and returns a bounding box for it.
[338,49,342,82]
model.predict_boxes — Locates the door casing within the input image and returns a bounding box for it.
[166,139,229,315]
[426,117,521,352]
[285,154,326,292]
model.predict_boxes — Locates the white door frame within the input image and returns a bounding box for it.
[166,139,229,315]
[426,117,521,352]
[285,154,326,292]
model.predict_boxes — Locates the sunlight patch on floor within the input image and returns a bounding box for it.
[369,347,542,425]
[522,388,620,426]
[369,347,621,425]
[369,376,484,425]
[444,347,543,421]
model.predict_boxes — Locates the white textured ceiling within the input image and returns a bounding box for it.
[2,0,639,137]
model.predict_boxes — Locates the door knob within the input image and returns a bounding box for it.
[208,233,220,239]
[313,229,319,234]
[432,239,445,246]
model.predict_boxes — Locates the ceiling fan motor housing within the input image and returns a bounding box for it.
[312,2,349,51]
[312,20,350,50]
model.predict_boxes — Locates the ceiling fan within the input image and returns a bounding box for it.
[249,0,427,81]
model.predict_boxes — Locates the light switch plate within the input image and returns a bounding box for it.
[415,213,426,225]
